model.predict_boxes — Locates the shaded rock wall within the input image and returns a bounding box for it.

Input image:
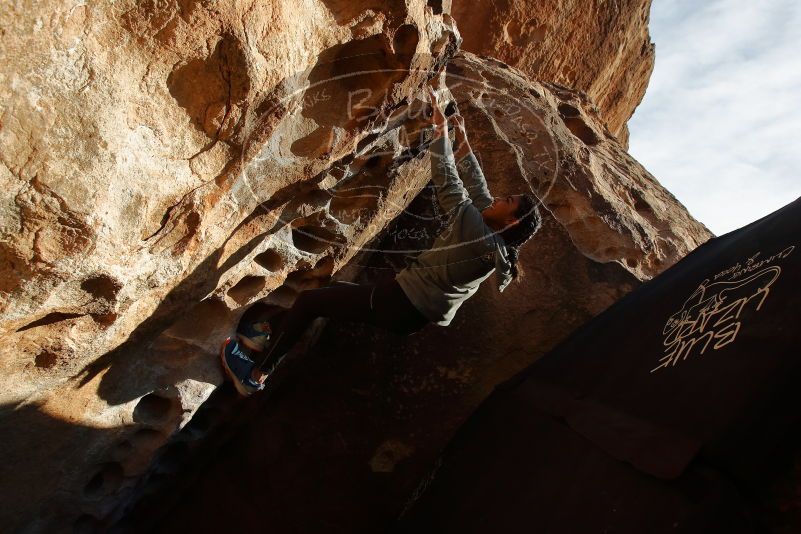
[451,0,656,147]
[1,1,707,532]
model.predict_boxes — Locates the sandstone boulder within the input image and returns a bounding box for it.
[451,0,656,147]
[0,1,709,532]
[111,51,711,532]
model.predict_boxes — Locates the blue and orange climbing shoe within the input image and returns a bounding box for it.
[219,337,265,397]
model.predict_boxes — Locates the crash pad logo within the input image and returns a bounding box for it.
[651,244,795,373]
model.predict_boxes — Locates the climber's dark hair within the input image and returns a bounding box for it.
[498,194,542,282]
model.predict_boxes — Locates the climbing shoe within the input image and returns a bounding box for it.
[220,337,265,397]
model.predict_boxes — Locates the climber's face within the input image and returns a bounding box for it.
[482,195,522,228]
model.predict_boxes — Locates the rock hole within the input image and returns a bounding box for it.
[393,24,419,70]
[83,462,124,498]
[91,312,118,327]
[80,274,122,301]
[291,225,346,255]
[254,249,284,271]
[557,104,599,146]
[133,393,174,425]
[227,275,268,305]
[16,312,85,332]
[557,103,580,118]
[562,117,600,146]
[264,285,298,307]
[305,34,397,128]
[167,34,250,139]
[171,210,202,254]
[283,257,334,291]
[283,269,308,289]
[630,189,652,213]
[35,350,59,369]
[329,153,391,224]
[427,0,443,15]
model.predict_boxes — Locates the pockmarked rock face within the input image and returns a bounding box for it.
[0,1,463,531]
[443,52,710,280]
[450,0,656,148]
[107,52,712,532]
[0,1,710,532]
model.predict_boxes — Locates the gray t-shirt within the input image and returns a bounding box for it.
[395,131,513,326]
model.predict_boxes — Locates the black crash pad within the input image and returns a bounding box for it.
[394,196,801,533]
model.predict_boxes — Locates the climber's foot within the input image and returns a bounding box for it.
[220,337,265,397]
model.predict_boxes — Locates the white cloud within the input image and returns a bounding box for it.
[628,0,801,235]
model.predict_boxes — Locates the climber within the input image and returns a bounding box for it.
[220,84,543,396]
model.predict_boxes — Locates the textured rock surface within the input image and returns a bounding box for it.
[0,1,460,531]
[112,52,710,532]
[0,1,709,532]
[451,0,656,147]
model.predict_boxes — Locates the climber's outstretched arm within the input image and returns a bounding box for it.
[430,130,470,213]
[452,115,494,212]
[427,87,470,214]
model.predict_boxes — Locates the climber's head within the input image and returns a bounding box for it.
[482,194,525,231]
[500,195,542,242]
[486,193,540,242]
[485,193,542,282]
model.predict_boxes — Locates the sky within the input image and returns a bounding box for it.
[627,0,801,236]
